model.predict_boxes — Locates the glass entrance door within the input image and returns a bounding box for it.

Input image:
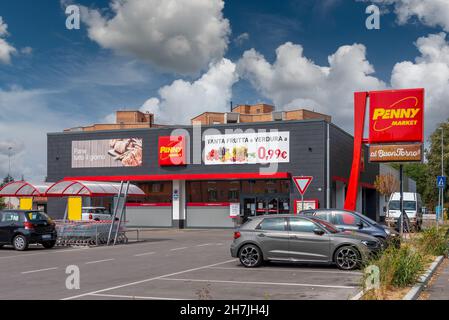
[242,194,290,217]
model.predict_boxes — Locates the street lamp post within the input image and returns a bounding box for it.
[7,146,12,209]
[441,127,445,222]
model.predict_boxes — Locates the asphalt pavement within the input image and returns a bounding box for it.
[0,229,362,300]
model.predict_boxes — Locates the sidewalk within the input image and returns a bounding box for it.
[421,258,449,300]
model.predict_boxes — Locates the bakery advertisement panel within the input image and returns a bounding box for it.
[204,132,290,165]
[72,138,143,168]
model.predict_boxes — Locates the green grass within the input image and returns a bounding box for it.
[416,226,449,257]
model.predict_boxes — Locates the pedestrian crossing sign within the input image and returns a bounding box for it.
[437,176,446,189]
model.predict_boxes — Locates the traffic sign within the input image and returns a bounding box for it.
[437,176,446,189]
[293,176,313,195]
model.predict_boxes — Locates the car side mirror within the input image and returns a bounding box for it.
[357,222,364,229]
[313,228,325,236]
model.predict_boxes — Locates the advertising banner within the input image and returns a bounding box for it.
[369,88,424,143]
[72,138,143,168]
[158,136,186,166]
[369,143,423,163]
[204,131,290,165]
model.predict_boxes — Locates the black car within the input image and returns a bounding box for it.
[0,210,57,251]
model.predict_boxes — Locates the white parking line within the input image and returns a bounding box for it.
[134,252,156,257]
[62,259,236,300]
[21,267,58,274]
[89,293,188,300]
[196,243,213,247]
[160,278,356,289]
[85,258,115,265]
[170,247,188,251]
[0,248,90,260]
[208,266,363,275]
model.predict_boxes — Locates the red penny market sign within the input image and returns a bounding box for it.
[369,88,424,143]
[158,136,186,166]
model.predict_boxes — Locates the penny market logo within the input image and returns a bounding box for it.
[372,96,420,132]
[159,143,183,160]
[158,136,186,166]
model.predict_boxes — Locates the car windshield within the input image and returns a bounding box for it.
[311,218,339,234]
[26,211,51,222]
[389,201,416,211]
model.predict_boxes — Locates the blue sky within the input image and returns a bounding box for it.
[0,0,449,180]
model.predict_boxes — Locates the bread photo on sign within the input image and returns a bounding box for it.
[108,138,143,166]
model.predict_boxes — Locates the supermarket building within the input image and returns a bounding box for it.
[46,104,414,228]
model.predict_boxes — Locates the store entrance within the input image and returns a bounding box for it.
[241,194,290,218]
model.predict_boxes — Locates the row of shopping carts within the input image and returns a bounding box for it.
[54,220,128,247]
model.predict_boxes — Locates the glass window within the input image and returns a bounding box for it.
[333,211,361,226]
[289,218,317,233]
[257,218,286,231]
[314,211,330,222]
[27,211,51,222]
[207,188,217,201]
[1,212,21,223]
[389,201,416,211]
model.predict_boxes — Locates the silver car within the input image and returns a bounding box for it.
[230,215,381,270]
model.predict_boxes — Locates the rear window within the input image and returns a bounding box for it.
[257,218,286,231]
[26,212,51,222]
[1,212,23,223]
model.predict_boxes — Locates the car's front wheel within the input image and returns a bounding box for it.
[13,235,29,251]
[41,241,56,249]
[239,244,263,268]
[334,246,361,270]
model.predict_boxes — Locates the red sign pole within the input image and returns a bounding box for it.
[344,92,368,211]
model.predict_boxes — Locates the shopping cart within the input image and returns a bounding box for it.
[54,220,128,247]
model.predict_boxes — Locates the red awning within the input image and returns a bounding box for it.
[63,172,291,182]
[45,180,145,197]
[0,181,52,197]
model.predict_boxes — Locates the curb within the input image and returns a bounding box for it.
[402,255,445,300]
[349,289,365,300]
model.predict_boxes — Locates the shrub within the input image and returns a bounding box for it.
[363,246,425,291]
[416,227,449,257]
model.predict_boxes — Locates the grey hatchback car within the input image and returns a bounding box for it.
[230,215,381,270]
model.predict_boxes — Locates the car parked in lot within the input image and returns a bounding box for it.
[82,207,115,221]
[299,209,399,247]
[0,210,57,251]
[231,215,382,270]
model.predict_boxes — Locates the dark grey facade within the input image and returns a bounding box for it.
[47,119,380,224]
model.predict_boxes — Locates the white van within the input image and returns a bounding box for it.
[386,192,423,230]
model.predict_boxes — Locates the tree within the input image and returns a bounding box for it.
[423,118,449,211]
[374,173,399,226]
[0,175,14,209]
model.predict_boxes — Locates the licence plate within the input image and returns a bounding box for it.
[42,234,52,240]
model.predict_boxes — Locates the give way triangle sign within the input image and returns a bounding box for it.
[293,176,313,195]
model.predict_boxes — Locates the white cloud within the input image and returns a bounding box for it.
[363,0,449,31]
[237,42,386,132]
[234,32,250,46]
[139,58,238,124]
[0,16,17,64]
[80,0,230,74]
[391,32,449,138]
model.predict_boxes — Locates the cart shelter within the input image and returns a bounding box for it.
[45,180,145,221]
[0,181,52,210]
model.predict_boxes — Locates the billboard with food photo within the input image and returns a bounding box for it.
[204,132,290,165]
[72,138,143,168]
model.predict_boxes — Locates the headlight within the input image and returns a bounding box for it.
[384,228,391,235]
[361,240,379,247]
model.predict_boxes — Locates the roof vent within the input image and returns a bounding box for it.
[272,111,284,121]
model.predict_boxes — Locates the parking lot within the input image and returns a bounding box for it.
[0,229,362,300]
